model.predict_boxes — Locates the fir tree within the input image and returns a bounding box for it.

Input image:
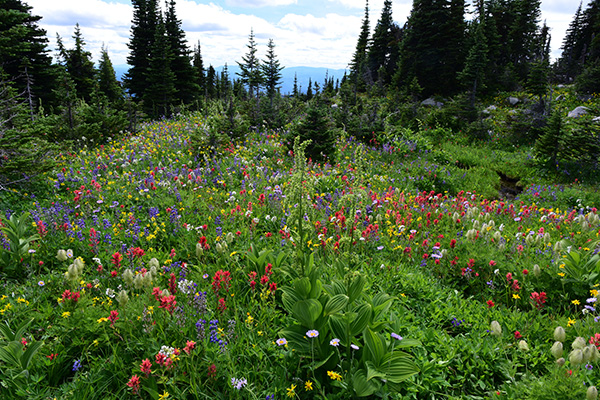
[97,45,123,105]
[557,2,585,81]
[367,0,398,85]
[292,103,335,162]
[192,41,206,98]
[0,0,58,108]
[143,13,176,117]
[292,73,299,97]
[125,0,160,100]
[164,0,197,104]
[261,39,284,106]
[236,29,263,100]
[206,65,216,99]
[59,24,96,102]
[350,0,371,89]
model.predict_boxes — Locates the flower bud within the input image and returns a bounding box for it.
[116,290,129,307]
[74,257,85,274]
[57,249,68,262]
[554,326,566,342]
[226,232,234,243]
[67,264,79,281]
[196,242,203,258]
[569,349,583,365]
[490,321,502,336]
[591,345,600,363]
[556,357,565,366]
[551,341,563,358]
[142,271,153,287]
[162,289,170,297]
[554,240,563,253]
[572,336,586,350]
[148,258,160,269]
[587,386,598,400]
[583,346,592,363]
[123,269,134,286]
[493,231,502,242]
[150,265,158,279]
[533,264,541,277]
[134,273,144,289]
[518,340,529,351]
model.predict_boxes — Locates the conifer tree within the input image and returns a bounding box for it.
[192,41,206,98]
[0,0,58,108]
[125,0,160,100]
[367,0,398,85]
[459,19,489,107]
[97,45,123,105]
[206,66,216,99]
[557,2,585,81]
[350,0,371,89]
[292,73,299,97]
[143,13,176,117]
[261,39,284,106]
[58,24,96,102]
[535,109,563,165]
[237,29,263,100]
[164,0,197,104]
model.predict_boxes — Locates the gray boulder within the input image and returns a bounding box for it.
[482,105,497,114]
[507,96,519,105]
[421,98,443,108]
[568,106,589,118]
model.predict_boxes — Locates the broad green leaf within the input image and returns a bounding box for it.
[393,338,422,349]
[348,274,366,303]
[292,299,323,328]
[352,369,380,397]
[366,361,386,381]
[329,314,349,346]
[351,303,372,336]
[364,328,386,366]
[20,340,43,370]
[324,294,349,316]
[294,277,312,299]
[384,354,420,383]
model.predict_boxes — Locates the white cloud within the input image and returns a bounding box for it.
[226,0,298,7]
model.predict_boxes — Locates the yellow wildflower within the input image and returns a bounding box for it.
[327,371,342,381]
[572,300,580,306]
[513,294,521,300]
[62,312,71,318]
[286,384,296,398]
[568,318,576,327]
[305,381,313,391]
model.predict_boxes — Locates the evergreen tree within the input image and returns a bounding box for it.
[97,45,123,105]
[292,73,299,97]
[220,64,232,100]
[206,65,216,99]
[535,109,563,165]
[557,2,585,81]
[366,0,399,85]
[125,0,160,100]
[0,0,58,108]
[459,18,489,107]
[350,0,371,89]
[236,29,263,100]
[58,24,96,102]
[143,13,176,117]
[292,103,335,162]
[261,39,284,105]
[306,78,313,100]
[396,0,466,96]
[164,0,197,104]
[192,41,206,98]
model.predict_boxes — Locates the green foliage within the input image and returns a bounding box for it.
[290,102,336,162]
[0,212,41,278]
[575,61,600,94]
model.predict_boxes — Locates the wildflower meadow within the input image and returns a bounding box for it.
[1,111,600,400]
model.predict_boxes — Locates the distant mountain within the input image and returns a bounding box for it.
[113,64,347,96]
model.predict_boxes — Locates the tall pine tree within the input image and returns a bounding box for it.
[237,29,263,101]
[143,13,176,117]
[97,45,123,104]
[192,41,206,99]
[349,0,371,90]
[164,0,197,104]
[125,0,160,100]
[261,39,284,104]
[58,24,96,103]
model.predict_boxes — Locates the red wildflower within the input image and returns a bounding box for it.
[108,310,119,326]
[158,295,177,314]
[183,340,196,354]
[169,273,177,295]
[530,292,547,309]
[487,300,495,308]
[269,282,277,293]
[514,331,522,339]
[110,270,118,278]
[506,272,513,281]
[140,358,152,376]
[522,269,529,275]
[260,275,269,285]
[112,252,123,269]
[212,270,232,294]
[511,279,521,291]
[127,375,140,394]
[218,298,227,312]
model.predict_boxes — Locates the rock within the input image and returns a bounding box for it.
[568,106,589,118]
[421,98,443,108]
[555,94,565,101]
[507,96,519,106]
[331,104,339,109]
[482,105,497,114]
[593,116,600,123]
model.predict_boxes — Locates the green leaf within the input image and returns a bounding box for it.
[329,314,349,346]
[292,299,323,328]
[20,340,43,370]
[348,274,366,303]
[384,354,420,383]
[351,303,372,336]
[366,361,386,381]
[324,294,349,316]
[393,338,422,349]
[0,342,22,367]
[293,277,312,299]
[352,369,380,397]
[364,328,386,366]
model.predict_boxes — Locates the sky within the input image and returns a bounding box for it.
[26,0,590,70]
